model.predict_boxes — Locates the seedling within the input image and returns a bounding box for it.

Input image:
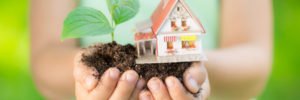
[61,0,140,41]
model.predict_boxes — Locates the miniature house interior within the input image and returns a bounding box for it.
[135,0,207,64]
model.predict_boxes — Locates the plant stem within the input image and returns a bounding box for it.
[111,32,114,41]
[111,16,115,41]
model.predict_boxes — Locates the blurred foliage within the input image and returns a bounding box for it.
[258,0,300,100]
[0,0,43,99]
[0,0,299,100]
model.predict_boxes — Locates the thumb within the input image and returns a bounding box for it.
[183,62,207,93]
[74,51,98,92]
[83,74,98,92]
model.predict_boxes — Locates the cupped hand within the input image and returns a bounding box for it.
[139,62,210,100]
[183,62,210,99]
[73,52,145,100]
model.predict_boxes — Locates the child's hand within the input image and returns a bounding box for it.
[139,62,210,100]
[73,52,145,100]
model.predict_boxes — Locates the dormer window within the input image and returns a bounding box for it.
[182,18,187,27]
[171,18,178,31]
[182,17,189,31]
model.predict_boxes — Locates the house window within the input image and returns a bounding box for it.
[180,36,197,48]
[164,36,176,50]
[182,41,196,48]
[182,18,188,31]
[171,20,176,29]
[182,19,187,27]
[167,42,174,50]
[181,18,188,31]
[182,41,189,48]
[189,41,196,48]
[171,19,178,31]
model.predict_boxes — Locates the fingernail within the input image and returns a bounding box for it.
[137,79,145,89]
[122,71,138,82]
[140,92,152,100]
[109,68,120,79]
[148,78,160,91]
[166,78,175,88]
[188,75,199,89]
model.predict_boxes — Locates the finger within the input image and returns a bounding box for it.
[166,76,194,100]
[74,51,99,91]
[110,70,139,100]
[200,73,211,100]
[75,82,88,100]
[131,79,146,100]
[139,90,154,100]
[90,67,120,100]
[147,77,172,100]
[183,62,207,93]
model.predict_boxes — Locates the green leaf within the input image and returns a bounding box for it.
[107,0,140,25]
[62,7,114,40]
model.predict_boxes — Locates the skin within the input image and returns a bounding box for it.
[139,63,210,100]
[74,52,145,100]
[30,0,272,99]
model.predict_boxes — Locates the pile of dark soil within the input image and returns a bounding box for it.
[81,41,197,96]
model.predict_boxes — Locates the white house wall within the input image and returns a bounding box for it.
[159,18,202,33]
[157,33,204,57]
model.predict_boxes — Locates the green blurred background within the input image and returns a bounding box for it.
[0,0,43,100]
[0,0,299,100]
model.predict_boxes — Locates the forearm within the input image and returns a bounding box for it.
[206,43,272,99]
[31,45,81,99]
[207,0,273,98]
[30,0,77,98]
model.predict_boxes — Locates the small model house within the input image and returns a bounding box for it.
[135,0,207,64]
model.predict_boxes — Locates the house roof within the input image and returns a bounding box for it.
[151,0,206,34]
